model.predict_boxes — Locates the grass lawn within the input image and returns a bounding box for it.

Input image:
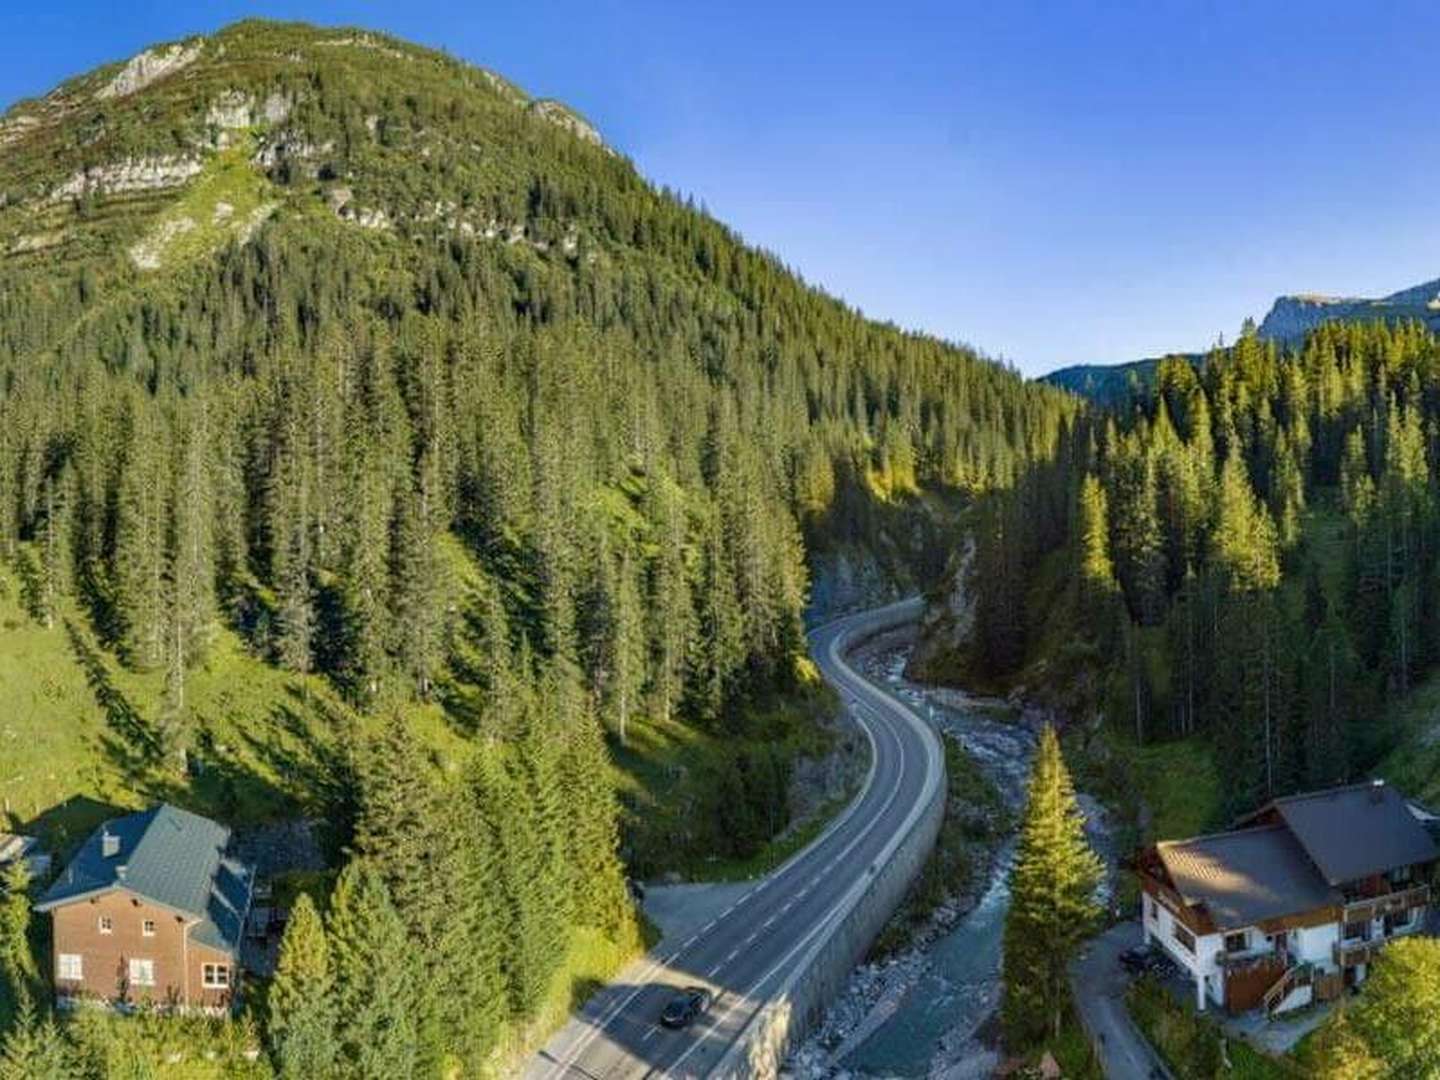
[609,669,850,882]
[0,558,469,856]
[1375,665,1440,806]
[492,924,646,1077]
[1125,736,1223,841]
[1127,977,1307,1079]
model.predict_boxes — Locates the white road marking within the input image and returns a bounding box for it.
[549,600,941,1080]
[641,1025,659,1042]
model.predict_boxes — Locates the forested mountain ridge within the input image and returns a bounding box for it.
[1042,275,1440,407]
[923,318,1440,830]
[0,19,1077,1073]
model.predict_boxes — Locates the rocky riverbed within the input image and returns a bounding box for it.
[784,644,1118,1079]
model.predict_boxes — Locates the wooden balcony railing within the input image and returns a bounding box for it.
[1342,883,1430,924]
[1334,938,1387,968]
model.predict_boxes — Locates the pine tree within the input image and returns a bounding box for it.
[327,860,417,1079]
[1076,473,1116,598]
[0,860,36,1010]
[267,893,335,1079]
[0,997,73,1080]
[1212,450,1280,593]
[1002,725,1103,1046]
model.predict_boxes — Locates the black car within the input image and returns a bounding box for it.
[1118,945,1151,974]
[660,986,713,1029]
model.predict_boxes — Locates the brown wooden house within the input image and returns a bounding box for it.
[35,805,254,1013]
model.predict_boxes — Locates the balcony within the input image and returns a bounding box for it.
[1341,883,1429,924]
[1217,947,1284,971]
[1334,938,1386,967]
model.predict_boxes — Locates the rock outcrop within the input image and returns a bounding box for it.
[529,99,603,146]
[206,90,292,130]
[49,155,203,202]
[1259,278,1440,342]
[97,41,204,100]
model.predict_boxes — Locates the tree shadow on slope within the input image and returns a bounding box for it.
[63,617,165,776]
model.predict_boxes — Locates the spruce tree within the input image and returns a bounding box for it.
[0,861,36,1010]
[267,893,335,1079]
[1002,725,1103,1046]
[327,860,417,1079]
[0,997,72,1080]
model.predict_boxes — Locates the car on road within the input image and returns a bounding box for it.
[660,986,713,1029]
[1118,944,1179,977]
[1117,945,1152,974]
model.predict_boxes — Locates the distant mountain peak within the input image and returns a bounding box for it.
[1259,276,1440,342]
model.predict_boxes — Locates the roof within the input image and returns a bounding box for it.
[1250,782,1439,886]
[0,834,39,863]
[1156,824,1341,930]
[35,805,253,954]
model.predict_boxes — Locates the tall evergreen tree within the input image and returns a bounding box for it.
[327,860,417,1079]
[1002,725,1103,1045]
[267,893,335,1079]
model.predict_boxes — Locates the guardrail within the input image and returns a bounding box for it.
[710,604,946,1079]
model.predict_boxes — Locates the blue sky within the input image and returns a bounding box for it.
[4,2,1439,376]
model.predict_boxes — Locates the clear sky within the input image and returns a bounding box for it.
[4,2,1439,376]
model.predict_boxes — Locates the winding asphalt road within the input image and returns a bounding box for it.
[524,598,944,1079]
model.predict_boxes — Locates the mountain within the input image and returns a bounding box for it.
[1041,356,1165,409]
[0,19,1078,1070]
[1258,277,1440,342]
[1041,276,1440,405]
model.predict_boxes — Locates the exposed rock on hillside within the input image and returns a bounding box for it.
[1259,278,1440,342]
[206,89,292,130]
[49,155,203,201]
[530,99,603,146]
[97,40,204,100]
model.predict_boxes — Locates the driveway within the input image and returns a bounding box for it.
[1070,921,1173,1079]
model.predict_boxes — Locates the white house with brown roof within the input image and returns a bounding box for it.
[1136,780,1436,1016]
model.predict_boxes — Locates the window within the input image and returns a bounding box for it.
[1172,923,1196,953]
[58,954,83,981]
[1344,920,1370,942]
[142,919,156,937]
[98,915,113,934]
[202,963,230,989]
[1390,865,1414,886]
[1224,931,1247,954]
[128,958,155,988]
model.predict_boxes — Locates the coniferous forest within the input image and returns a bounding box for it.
[0,20,1077,1075]
[961,318,1440,818]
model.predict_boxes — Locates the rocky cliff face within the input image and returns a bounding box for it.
[1258,278,1440,342]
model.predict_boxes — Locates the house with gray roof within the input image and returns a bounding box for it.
[1136,780,1436,1017]
[35,804,254,1012]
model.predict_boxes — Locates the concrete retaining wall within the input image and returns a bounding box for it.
[711,615,946,1078]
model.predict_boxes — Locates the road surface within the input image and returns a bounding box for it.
[524,598,943,1079]
[1070,921,1174,1079]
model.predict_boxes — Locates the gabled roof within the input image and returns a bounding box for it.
[1241,781,1439,886]
[36,804,253,953]
[1156,824,1340,931]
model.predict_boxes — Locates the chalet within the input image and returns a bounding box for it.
[1136,780,1436,1017]
[35,804,254,1012]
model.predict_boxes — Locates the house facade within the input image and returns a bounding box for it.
[35,805,254,1012]
[1137,780,1435,1016]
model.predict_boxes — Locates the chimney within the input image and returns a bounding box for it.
[101,829,120,858]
